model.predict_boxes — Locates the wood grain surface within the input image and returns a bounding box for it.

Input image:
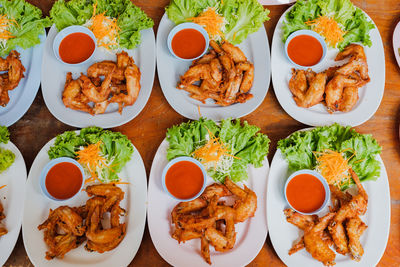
[4,0,400,266]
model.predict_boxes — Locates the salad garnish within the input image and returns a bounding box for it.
[0,0,51,56]
[166,0,270,45]
[48,127,133,183]
[278,124,381,189]
[166,118,270,183]
[282,0,375,50]
[50,0,154,50]
[0,126,15,173]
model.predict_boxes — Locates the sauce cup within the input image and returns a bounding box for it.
[284,29,327,69]
[284,169,330,215]
[40,157,85,202]
[167,22,209,61]
[162,156,207,202]
[53,25,97,66]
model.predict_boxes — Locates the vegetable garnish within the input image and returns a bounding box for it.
[188,7,225,40]
[305,16,347,47]
[0,126,15,173]
[48,127,134,183]
[0,185,6,190]
[0,15,16,40]
[86,1,120,49]
[314,149,355,188]
[166,118,270,182]
[278,124,381,190]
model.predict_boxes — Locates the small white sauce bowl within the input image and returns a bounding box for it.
[39,157,85,202]
[167,22,210,61]
[161,156,207,202]
[284,29,327,69]
[53,25,97,66]
[284,169,330,215]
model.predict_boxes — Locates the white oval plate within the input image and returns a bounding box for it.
[22,134,147,267]
[0,141,27,266]
[41,25,156,128]
[148,139,269,267]
[156,13,271,121]
[392,20,400,69]
[0,33,45,126]
[271,6,385,126]
[267,128,390,267]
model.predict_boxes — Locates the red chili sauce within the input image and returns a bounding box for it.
[171,29,206,59]
[286,173,326,213]
[59,32,95,64]
[165,161,204,199]
[287,35,323,66]
[45,162,83,200]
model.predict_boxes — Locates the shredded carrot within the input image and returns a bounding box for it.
[188,7,224,39]
[197,105,202,117]
[88,1,120,49]
[0,15,16,40]
[76,141,109,183]
[192,127,238,168]
[314,149,355,187]
[113,181,130,185]
[0,185,6,190]
[306,16,347,47]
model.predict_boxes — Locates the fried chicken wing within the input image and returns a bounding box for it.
[221,41,247,63]
[62,73,94,114]
[346,217,367,261]
[0,50,25,106]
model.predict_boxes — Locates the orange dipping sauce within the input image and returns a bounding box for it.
[286,173,326,213]
[165,161,204,199]
[287,35,323,66]
[45,162,83,200]
[171,29,206,59]
[59,32,95,64]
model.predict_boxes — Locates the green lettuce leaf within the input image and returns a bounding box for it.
[0,126,10,144]
[166,0,269,44]
[0,0,51,56]
[0,147,14,173]
[282,0,375,50]
[48,127,133,183]
[166,118,270,183]
[278,124,382,189]
[50,0,93,30]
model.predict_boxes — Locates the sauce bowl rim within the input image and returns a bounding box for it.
[52,25,97,66]
[167,22,210,61]
[39,157,85,202]
[161,156,207,202]
[284,169,330,215]
[284,29,328,69]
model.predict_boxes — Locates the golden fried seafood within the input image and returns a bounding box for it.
[62,51,141,115]
[288,43,370,113]
[38,184,127,259]
[171,177,257,264]
[0,50,25,107]
[0,200,7,238]
[177,40,254,106]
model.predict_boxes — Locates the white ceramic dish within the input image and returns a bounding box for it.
[392,20,400,69]
[148,138,269,267]
[157,13,271,121]
[52,25,97,66]
[0,141,27,266]
[271,6,385,126]
[22,133,147,267]
[41,25,156,128]
[267,128,390,267]
[0,33,46,126]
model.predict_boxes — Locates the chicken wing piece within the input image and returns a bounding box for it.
[5,50,25,91]
[193,50,217,65]
[284,208,318,230]
[296,72,327,108]
[62,73,94,115]
[221,41,247,63]
[346,217,367,262]
[236,62,254,93]
[87,61,125,81]
[304,212,336,266]
[210,40,223,54]
[338,86,359,112]
[201,234,211,265]
[335,44,366,61]
[80,69,114,103]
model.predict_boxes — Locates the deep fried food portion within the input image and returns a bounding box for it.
[62,51,140,115]
[0,50,26,107]
[346,217,367,261]
[0,200,7,238]
[177,40,254,106]
[171,178,257,264]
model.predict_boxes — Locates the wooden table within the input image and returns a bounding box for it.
[5,0,400,266]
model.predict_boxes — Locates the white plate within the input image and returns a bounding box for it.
[41,25,156,128]
[148,139,269,267]
[392,20,400,69]
[0,141,27,266]
[0,33,46,126]
[267,128,390,267]
[22,134,147,267]
[156,14,271,121]
[271,6,385,126]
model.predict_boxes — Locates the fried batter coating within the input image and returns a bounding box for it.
[0,200,6,238]
[0,50,25,106]
[346,217,367,261]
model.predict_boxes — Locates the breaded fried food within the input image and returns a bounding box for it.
[0,200,7,238]
[0,50,25,107]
